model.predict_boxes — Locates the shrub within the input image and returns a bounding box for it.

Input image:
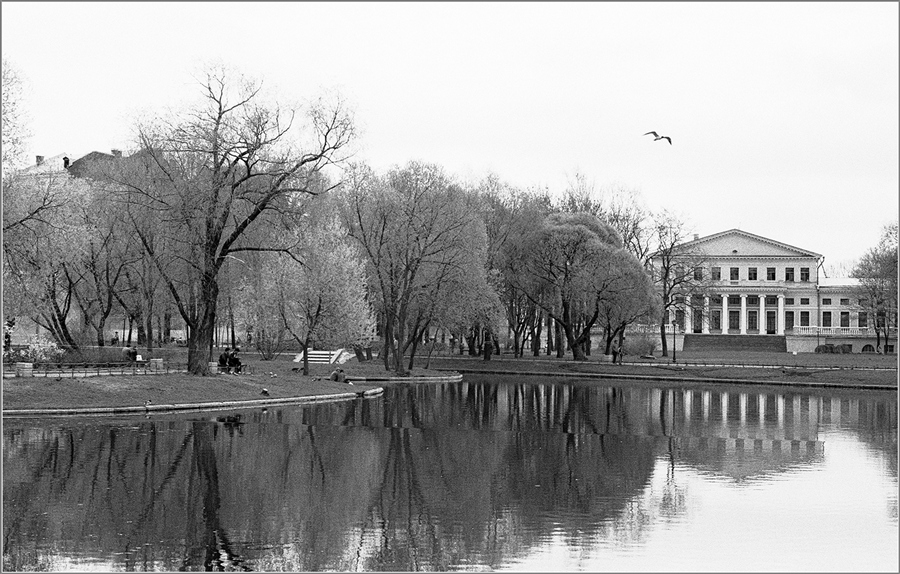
[1,335,65,364]
[815,344,835,354]
[624,333,657,356]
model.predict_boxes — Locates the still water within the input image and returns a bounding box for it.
[3,376,898,572]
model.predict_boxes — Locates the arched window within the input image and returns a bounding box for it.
[862,344,875,353]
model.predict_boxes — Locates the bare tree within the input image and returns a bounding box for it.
[511,212,638,360]
[342,161,492,375]
[647,210,711,357]
[852,221,898,353]
[94,68,354,374]
[1,58,29,172]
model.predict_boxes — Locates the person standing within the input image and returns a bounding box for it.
[611,343,620,365]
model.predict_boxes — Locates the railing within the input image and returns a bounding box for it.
[793,326,880,336]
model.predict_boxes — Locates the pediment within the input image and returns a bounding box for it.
[685,229,821,258]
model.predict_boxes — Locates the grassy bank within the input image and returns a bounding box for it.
[427,351,898,388]
[3,348,896,412]
[2,355,442,411]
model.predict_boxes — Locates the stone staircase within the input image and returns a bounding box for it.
[682,334,787,353]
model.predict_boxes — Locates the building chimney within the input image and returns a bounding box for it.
[693,233,699,241]
[35,155,44,165]
[63,156,70,169]
[111,149,122,158]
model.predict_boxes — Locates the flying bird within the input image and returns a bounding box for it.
[644,131,672,145]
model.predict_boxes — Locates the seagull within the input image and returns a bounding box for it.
[260,388,270,396]
[644,131,672,145]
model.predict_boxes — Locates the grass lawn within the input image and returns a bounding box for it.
[2,352,447,411]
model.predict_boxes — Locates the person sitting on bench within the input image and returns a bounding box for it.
[227,347,242,374]
[218,349,232,373]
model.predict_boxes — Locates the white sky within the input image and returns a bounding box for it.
[3,2,898,269]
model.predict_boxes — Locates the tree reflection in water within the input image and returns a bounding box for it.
[3,377,897,571]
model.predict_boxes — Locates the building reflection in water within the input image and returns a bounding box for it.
[2,377,897,571]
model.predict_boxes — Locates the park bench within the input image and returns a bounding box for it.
[293,349,346,364]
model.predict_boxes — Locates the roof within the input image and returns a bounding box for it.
[658,229,822,259]
[19,152,70,174]
[819,277,861,288]
[66,151,117,178]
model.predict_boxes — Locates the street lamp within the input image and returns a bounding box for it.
[671,319,677,363]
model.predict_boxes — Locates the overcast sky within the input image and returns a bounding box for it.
[3,2,897,269]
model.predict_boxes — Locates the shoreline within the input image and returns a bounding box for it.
[3,353,895,417]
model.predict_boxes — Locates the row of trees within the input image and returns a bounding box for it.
[7,63,893,375]
[3,65,677,376]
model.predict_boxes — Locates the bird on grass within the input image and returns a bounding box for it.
[260,388,270,397]
[144,399,152,411]
[644,131,672,145]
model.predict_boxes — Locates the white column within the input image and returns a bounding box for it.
[703,296,710,334]
[685,297,693,333]
[777,294,785,335]
[740,294,748,334]
[722,294,729,334]
[759,295,765,334]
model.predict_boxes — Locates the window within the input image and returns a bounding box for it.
[712,267,721,280]
[693,267,703,281]
[730,267,739,280]
[840,298,849,305]
[748,267,757,280]
[785,311,795,330]
[800,311,810,326]
[765,296,777,306]
[800,298,810,305]
[766,267,775,280]
[822,298,832,305]
[785,267,794,282]
[748,311,758,331]
[840,311,849,327]
[785,298,795,305]
[859,312,868,328]
[748,296,759,305]
[886,345,895,354]
[823,311,832,327]
[800,267,810,282]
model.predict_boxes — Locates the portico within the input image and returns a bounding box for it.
[646,229,893,354]
[677,290,788,336]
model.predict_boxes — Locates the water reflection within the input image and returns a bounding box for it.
[3,378,897,571]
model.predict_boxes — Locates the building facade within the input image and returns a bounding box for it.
[648,229,893,354]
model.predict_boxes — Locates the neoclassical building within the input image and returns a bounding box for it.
[648,229,890,354]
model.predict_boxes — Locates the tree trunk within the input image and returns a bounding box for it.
[301,339,310,376]
[163,310,172,343]
[546,312,554,355]
[660,321,669,357]
[96,317,107,347]
[555,320,565,359]
[187,277,219,375]
[531,311,543,357]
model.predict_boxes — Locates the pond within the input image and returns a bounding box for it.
[3,375,897,572]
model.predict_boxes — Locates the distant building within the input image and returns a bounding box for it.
[8,149,189,348]
[646,229,893,354]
